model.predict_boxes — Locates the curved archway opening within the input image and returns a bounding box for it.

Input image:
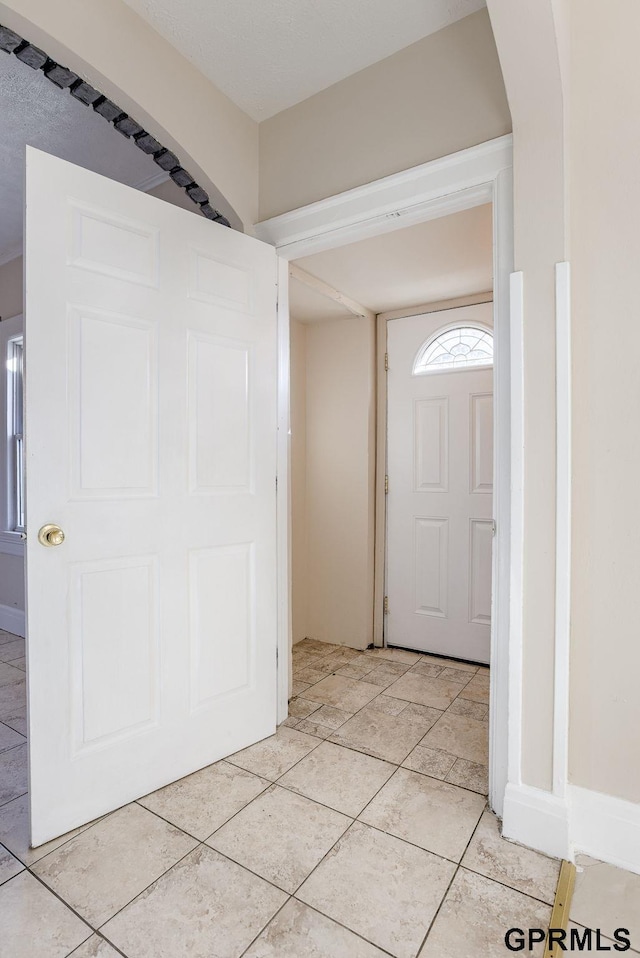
[0,19,237,234]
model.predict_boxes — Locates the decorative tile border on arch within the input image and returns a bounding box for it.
[0,22,231,227]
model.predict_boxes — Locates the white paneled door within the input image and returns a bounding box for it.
[386,304,493,663]
[25,148,278,845]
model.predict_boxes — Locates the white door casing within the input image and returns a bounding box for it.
[386,303,493,663]
[25,148,278,845]
[256,137,513,816]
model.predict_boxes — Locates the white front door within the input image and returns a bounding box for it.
[25,148,278,846]
[386,304,493,663]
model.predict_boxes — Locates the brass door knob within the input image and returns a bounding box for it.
[38,524,65,547]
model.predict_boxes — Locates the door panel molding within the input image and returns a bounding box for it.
[468,518,493,626]
[414,398,449,493]
[469,392,494,494]
[414,517,449,618]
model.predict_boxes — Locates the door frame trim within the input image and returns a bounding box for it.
[260,134,515,817]
[276,256,292,723]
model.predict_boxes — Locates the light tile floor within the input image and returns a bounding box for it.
[1,630,638,956]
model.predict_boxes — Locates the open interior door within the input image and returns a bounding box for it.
[25,147,278,845]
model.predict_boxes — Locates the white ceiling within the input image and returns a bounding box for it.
[121,0,486,121]
[0,52,182,264]
[290,204,493,323]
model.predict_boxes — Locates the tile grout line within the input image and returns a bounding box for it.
[9,819,204,954]
[0,800,113,871]
[0,714,27,737]
[285,648,489,801]
[210,741,488,871]
[413,798,489,956]
[3,652,349,942]
[0,717,27,737]
[235,894,294,958]
[274,755,486,825]
[209,652,462,956]
[454,861,559,910]
[286,814,455,958]
[287,644,492,955]
[293,899,400,958]
[94,840,208,941]
[10,782,527,958]
[254,700,473,956]
[135,798,407,931]
[67,930,130,958]
[412,811,559,956]
[3,645,483,862]
[93,814,415,958]
[2,642,489,957]
[18,866,96,949]
[239,892,400,958]
[291,649,488,786]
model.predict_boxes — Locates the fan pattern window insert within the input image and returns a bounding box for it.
[414,324,494,374]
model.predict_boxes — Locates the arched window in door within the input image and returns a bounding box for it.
[413,324,494,374]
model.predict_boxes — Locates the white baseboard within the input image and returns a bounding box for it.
[570,785,640,876]
[0,603,25,638]
[502,782,640,876]
[502,783,570,860]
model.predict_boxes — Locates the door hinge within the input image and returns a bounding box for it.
[384,595,390,615]
[384,352,389,372]
[384,475,389,494]
[492,519,496,537]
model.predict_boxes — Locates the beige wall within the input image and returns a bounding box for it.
[569,0,640,803]
[259,9,511,220]
[0,0,258,229]
[290,320,308,645]
[487,0,568,791]
[298,315,376,650]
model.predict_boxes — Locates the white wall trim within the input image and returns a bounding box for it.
[276,256,292,723]
[503,782,570,861]
[488,165,515,817]
[508,272,524,789]
[554,262,572,798]
[373,314,388,648]
[378,291,493,323]
[0,602,25,638]
[570,785,640,876]
[265,135,516,818]
[255,135,513,261]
